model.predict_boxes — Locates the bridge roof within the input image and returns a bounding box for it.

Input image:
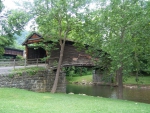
[22,32,79,46]
[22,32,43,45]
[4,47,23,52]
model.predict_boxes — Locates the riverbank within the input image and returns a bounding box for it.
[0,88,150,113]
[66,75,150,87]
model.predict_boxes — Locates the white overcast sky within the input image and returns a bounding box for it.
[3,0,18,9]
[3,0,97,10]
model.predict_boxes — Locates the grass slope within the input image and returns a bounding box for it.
[0,88,150,113]
[67,75,150,85]
[124,76,150,85]
[67,75,92,83]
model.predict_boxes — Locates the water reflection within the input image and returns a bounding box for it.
[123,87,150,103]
[66,84,150,104]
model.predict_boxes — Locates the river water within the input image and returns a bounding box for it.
[66,84,150,104]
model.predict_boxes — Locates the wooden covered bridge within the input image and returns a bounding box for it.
[0,32,113,93]
[22,32,95,68]
[3,47,24,59]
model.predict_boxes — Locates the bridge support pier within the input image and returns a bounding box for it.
[93,69,103,83]
[93,69,114,84]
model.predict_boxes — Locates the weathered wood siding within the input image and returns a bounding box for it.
[23,33,94,67]
[26,34,42,44]
[49,42,94,67]
[4,48,23,56]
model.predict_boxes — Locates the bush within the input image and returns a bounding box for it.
[16,55,24,60]
[63,66,91,76]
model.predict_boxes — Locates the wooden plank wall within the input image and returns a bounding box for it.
[49,43,93,66]
[4,48,23,56]
[26,42,93,66]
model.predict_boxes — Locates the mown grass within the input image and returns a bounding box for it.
[0,88,150,113]
[67,75,92,83]
[67,74,150,85]
[123,75,150,85]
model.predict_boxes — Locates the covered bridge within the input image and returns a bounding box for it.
[3,47,24,59]
[20,32,112,93]
[22,32,95,67]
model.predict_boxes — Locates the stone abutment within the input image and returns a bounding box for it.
[0,70,66,93]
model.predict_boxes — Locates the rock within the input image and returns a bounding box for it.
[81,80,87,85]
[68,92,74,94]
[89,82,93,85]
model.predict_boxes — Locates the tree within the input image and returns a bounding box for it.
[26,0,92,93]
[0,1,30,57]
[92,0,150,99]
[0,0,5,56]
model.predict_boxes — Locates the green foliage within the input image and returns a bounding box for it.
[8,73,14,78]
[64,66,91,76]
[0,47,4,57]
[0,0,4,12]
[0,1,30,55]
[22,0,93,43]
[86,0,150,77]
[7,10,31,35]
[16,55,24,60]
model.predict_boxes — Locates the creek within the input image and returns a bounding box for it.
[66,84,150,104]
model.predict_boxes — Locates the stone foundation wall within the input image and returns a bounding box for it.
[93,70,103,83]
[93,70,112,83]
[0,70,66,93]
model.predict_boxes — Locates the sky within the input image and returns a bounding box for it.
[3,0,97,10]
[3,0,18,9]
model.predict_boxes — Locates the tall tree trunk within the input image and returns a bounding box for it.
[117,26,125,99]
[135,51,139,82]
[117,66,123,99]
[51,39,66,93]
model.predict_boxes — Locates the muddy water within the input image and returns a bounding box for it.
[66,84,150,104]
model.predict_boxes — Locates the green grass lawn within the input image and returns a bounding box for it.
[67,75,92,83]
[123,75,150,85]
[67,74,150,85]
[0,88,150,113]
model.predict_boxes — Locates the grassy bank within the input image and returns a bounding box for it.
[67,75,92,83]
[0,88,150,113]
[66,74,150,85]
[124,75,150,85]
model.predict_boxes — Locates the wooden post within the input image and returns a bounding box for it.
[37,58,38,67]
[25,45,28,59]
[13,59,15,70]
[45,60,47,68]
[24,59,27,68]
